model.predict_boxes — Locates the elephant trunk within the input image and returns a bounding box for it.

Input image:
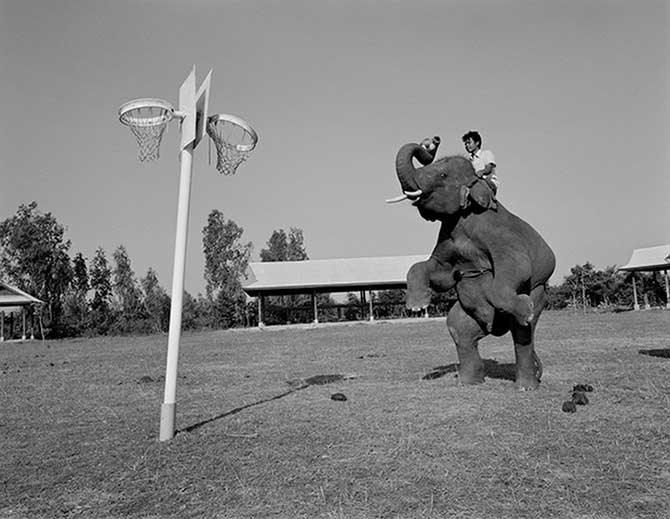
[395,137,441,194]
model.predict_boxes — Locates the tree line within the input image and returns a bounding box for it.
[0,202,661,339]
[0,203,291,337]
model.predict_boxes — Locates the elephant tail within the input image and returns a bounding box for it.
[533,350,543,381]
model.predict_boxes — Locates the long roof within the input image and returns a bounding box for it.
[0,282,43,307]
[619,245,670,272]
[242,255,428,296]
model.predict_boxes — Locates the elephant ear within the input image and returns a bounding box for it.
[468,180,497,211]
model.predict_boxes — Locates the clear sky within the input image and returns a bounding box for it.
[1,0,668,295]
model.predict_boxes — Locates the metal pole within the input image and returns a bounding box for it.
[665,270,670,309]
[160,144,194,442]
[368,290,374,321]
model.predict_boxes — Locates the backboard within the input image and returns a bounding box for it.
[178,67,212,150]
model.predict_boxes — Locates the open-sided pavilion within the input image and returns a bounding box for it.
[0,282,43,341]
[242,255,428,326]
[618,245,670,310]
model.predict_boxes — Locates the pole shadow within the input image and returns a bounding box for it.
[178,373,348,436]
[178,386,308,435]
[639,348,670,359]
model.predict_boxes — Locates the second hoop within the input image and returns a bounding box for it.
[206,113,259,175]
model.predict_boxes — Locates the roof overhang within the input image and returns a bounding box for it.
[0,282,44,307]
[618,245,670,272]
[242,255,427,296]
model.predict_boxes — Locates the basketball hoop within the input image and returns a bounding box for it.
[206,113,258,175]
[118,98,179,161]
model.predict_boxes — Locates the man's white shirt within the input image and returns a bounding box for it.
[470,149,499,188]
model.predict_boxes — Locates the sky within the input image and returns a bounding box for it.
[1,0,668,296]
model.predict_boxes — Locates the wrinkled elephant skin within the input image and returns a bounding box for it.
[394,139,556,390]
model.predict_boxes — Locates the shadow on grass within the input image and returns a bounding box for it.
[179,386,308,435]
[423,359,516,381]
[178,374,346,435]
[639,348,670,359]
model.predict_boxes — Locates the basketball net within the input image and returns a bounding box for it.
[118,101,174,162]
[209,139,251,175]
[130,123,169,162]
[206,114,258,175]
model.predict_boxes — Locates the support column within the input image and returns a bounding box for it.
[257,296,265,328]
[312,291,319,324]
[22,307,26,341]
[1,311,4,342]
[30,305,35,340]
[424,307,429,318]
[632,274,640,310]
[665,270,670,309]
[368,290,374,321]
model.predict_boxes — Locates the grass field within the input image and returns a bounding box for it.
[2,310,670,518]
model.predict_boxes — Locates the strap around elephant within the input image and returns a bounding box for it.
[453,268,492,282]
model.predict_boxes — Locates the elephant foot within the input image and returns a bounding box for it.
[512,294,534,326]
[458,364,485,385]
[406,288,430,312]
[514,375,540,391]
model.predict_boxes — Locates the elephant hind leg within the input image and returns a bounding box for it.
[447,301,487,384]
[511,284,548,390]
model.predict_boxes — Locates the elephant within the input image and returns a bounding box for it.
[388,136,556,390]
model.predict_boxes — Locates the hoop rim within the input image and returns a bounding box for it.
[118,98,176,127]
[207,113,259,151]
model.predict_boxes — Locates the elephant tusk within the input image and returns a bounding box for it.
[385,194,409,203]
[404,189,423,197]
[385,189,423,204]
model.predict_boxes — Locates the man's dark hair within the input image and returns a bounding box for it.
[461,131,482,146]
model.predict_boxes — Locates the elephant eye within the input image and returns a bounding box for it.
[440,172,447,179]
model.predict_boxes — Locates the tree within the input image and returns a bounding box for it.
[259,227,313,324]
[71,252,89,294]
[109,245,145,334]
[89,247,113,333]
[374,289,407,319]
[260,229,288,262]
[140,268,171,333]
[112,246,142,316]
[202,210,252,328]
[287,227,308,261]
[0,202,73,334]
[260,227,308,262]
[62,252,90,336]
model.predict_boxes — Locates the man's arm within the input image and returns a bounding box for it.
[475,150,496,178]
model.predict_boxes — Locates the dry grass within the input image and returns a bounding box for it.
[2,310,670,518]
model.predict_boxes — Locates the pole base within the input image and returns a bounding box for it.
[160,402,176,441]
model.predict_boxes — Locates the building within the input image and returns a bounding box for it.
[0,282,43,341]
[618,245,670,310]
[242,255,428,326]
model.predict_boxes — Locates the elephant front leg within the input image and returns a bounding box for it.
[447,301,487,384]
[485,258,535,326]
[406,259,455,312]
